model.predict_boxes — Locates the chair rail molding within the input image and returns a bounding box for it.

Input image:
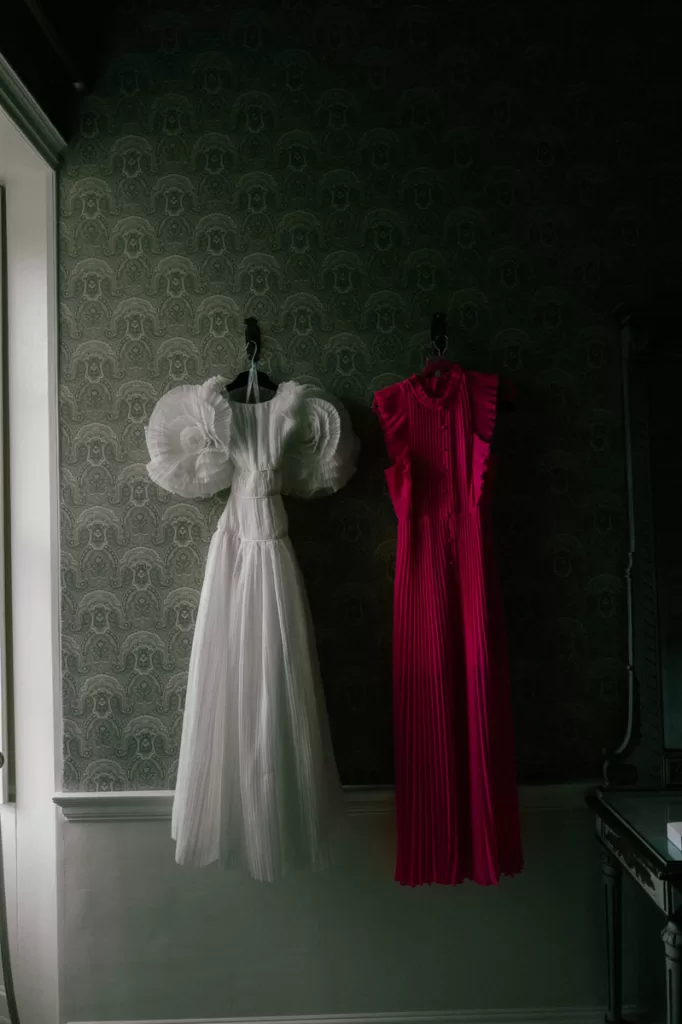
[65,1004,639,1024]
[53,782,593,823]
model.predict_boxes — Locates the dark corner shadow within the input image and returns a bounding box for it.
[0,0,112,142]
[286,396,395,787]
[492,379,556,785]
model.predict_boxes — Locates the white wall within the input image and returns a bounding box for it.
[0,105,61,1024]
[58,785,653,1024]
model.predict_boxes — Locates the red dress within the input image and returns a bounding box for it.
[373,363,523,886]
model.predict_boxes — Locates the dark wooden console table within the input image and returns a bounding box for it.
[588,787,682,1024]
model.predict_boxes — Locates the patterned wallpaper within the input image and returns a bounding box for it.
[58,0,677,791]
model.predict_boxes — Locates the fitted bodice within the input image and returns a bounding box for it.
[217,402,288,543]
[373,364,499,527]
[219,491,288,542]
[219,467,288,542]
[230,467,283,497]
[407,379,470,521]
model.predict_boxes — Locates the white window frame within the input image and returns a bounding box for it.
[0,183,11,805]
[0,51,64,1024]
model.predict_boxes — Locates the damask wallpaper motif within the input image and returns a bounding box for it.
[58,0,676,790]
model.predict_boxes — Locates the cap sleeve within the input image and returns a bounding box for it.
[145,377,234,498]
[373,381,411,518]
[372,381,407,464]
[466,370,499,504]
[281,384,358,499]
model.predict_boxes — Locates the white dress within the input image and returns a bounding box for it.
[145,375,358,881]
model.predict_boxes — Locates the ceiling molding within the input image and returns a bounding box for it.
[0,53,66,168]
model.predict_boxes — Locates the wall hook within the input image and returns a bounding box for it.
[431,312,448,357]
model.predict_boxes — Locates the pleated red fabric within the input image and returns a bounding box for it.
[373,363,523,887]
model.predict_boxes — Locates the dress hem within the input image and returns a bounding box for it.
[394,862,525,888]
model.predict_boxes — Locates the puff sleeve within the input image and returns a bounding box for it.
[145,376,234,498]
[280,383,358,498]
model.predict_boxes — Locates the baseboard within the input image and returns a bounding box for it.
[67,1006,638,1024]
[54,781,595,823]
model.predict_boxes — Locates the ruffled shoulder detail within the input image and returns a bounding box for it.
[276,379,303,432]
[280,383,358,499]
[372,380,408,463]
[466,370,499,504]
[199,375,228,399]
[373,381,411,519]
[145,379,234,498]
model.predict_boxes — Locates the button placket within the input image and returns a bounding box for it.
[441,410,455,561]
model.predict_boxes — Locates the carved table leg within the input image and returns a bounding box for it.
[602,853,623,1024]
[662,917,682,1024]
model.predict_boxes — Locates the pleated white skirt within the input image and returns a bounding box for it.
[171,490,343,881]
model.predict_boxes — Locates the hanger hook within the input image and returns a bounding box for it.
[244,317,261,364]
[431,312,448,357]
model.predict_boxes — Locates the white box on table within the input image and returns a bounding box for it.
[667,821,682,851]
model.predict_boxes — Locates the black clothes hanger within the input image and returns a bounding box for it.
[430,312,449,359]
[225,318,278,394]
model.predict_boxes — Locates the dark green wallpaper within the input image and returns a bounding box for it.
[58,0,679,790]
